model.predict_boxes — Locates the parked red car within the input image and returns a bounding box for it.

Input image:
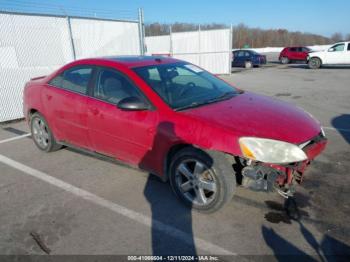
[23,56,327,212]
[279,47,311,64]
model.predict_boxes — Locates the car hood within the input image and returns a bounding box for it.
[181,92,321,144]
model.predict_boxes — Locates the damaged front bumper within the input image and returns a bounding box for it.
[240,132,327,197]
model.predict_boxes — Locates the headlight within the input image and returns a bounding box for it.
[239,137,308,164]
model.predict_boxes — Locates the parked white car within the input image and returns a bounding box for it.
[307,42,350,69]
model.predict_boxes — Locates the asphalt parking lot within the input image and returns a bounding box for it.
[1,62,349,259]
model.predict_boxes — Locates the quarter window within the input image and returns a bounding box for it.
[94,68,145,104]
[49,67,93,94]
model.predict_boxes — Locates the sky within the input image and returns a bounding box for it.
[0,0,349,37]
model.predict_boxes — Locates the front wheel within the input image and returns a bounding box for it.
[30,112,62,152]
[169,147,236,213]
[308,57,321,69]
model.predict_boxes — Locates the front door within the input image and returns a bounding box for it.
[325,43,346,64]
[87,67,159,165]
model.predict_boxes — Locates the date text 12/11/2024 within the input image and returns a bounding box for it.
[127,255,220,261]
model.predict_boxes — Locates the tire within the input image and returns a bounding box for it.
[280,57,289,64]
[30,112,62,152]
[169,147,236,213]
[244,61,253,69]
[308,57,321,69]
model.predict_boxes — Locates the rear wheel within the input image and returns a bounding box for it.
[169,147,236,213]
[30,112,61,152]
[280,57,289,64]
[308,57,321,69]
[244,61,253,69]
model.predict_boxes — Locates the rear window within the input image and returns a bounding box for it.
[49,66,93,94]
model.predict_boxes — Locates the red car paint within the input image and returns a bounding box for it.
[279,47,311,62]
[23,56,326,180]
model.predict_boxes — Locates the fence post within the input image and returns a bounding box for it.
[169,25,173,56]
[66,16,76,60]
[229,24,233,74]
[138,8,145,55]
[198,24,201,67]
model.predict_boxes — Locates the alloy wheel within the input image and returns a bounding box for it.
[175,159,217,206]
[32,117,50,149]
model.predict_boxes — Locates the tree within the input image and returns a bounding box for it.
[331,32,343,42]
[145,22,333,48]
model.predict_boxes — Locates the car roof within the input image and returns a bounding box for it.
[99,55,180,68]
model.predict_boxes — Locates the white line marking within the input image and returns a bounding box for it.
[0,133,31,144]
[323,126,350,133]
[0,154,234,255]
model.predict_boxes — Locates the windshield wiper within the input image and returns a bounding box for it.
[206,91,237,103]
[174,101,210,111]
[175,91,239,111]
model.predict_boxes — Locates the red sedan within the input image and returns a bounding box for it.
[23,56,327,212]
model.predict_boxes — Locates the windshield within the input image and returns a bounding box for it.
[133,62,240,110]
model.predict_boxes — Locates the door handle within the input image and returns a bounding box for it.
[90,108,99,115]
[147,127,155,135]
[46,94,52,101]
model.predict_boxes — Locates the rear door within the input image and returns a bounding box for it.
[44,66,94,149]
[235,51,246,66]
[232,51,241,66]
[86,66,159,165]
[289,47,298,60]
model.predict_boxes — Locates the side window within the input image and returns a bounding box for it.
[49,67,93,94]
[244,51,251,57]
[94,68,145,104]
[330,44,345,52]
[237,51,245,57]
[347,44,350,51]
[290,47,297,52]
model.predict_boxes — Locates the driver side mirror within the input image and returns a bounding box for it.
[328,48,335,52]
[117,96,151,111]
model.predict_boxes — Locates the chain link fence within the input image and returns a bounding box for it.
[145,27,232,74]
[0,10,142,122]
